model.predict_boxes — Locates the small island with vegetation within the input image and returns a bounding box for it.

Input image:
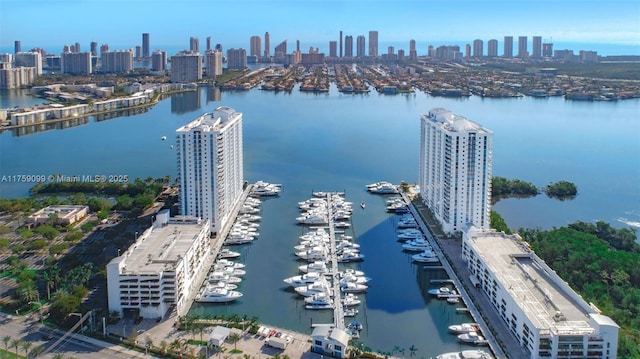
[491,176,577,202]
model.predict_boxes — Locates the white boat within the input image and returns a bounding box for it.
[337,251,365,263]
[283,272,324,286]
[370,183,399,194]
[214,266,246,277]
[294,281,331,297]
[448,323,479,334]
[217,249,241,259]
[343,307,359,317]
[294,241,327,252]
[436,350,494,359]
[208,271,242,284]
[215,259,245,269]
[458,332,486,344]
[195,288,243,303]
[338,273,371,285]
[334,221,351,228]
[397,228,423,241]
[161,136,167,140]
[299,261,329,274]
[224,236,254,245]
[366,181,393,190]
[411,250,439,263]
[296,213,328,225]
[238,214,261,222]
[447,296,461,304]
[428,287,455,296]
[342,293,361,306]
[304,292,333,310]
[204,281,238,291]
[337,269,366,278]
[341,282,368,293]
[251,181,282,197]
[402,240,433,252]
[295,246,328,261]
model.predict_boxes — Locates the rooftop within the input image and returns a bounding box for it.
[425,107,492,134]
[466,228,599,335]
[176,106,240,133]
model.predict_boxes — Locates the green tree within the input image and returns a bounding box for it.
[11,339,21,358]
[3,335,11,354]
[228,332,241,350]
[35,225,60,240]
[21,341,32,358]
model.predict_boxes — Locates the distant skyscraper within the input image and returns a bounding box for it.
[487,39,498,57]
[518,36,528,58]
[101,50,134,73]
[14,52,42,75]
[142,33,150,58]
[296,40,300,52]
[206,36,212,51]
[472,39,483,57]
[90,42,98,57]
[419,108,493,233]
[176,106,244,234]
[542,42,553,57]
[170,51,202,83]
[409,39,417,61]
[190,37,200,53]
[344,35,353,57]
[465,44,471,59]
[100,44,109,57]
[264,32,270,57]
[74,42,81,53]
[329,41,337,57]
[227,48,247,69]
[151,50,167,71]
[356,35,365,57]
[14,41,21,54]
[503,36,513,58]
[135,46,142,59]
[532,36,542,58]
[368,31,378,57]
[274,40,287,58]
[205,50,222,76]
[339,31,343,58]
[61,52,92,75]
[250,36,262,58]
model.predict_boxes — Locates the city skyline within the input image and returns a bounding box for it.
[1,0,639,56]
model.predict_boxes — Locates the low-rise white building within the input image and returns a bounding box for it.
[310,325,349,358]
[26,205,89,226]
[106,210,211,319]
[462,227,618,359]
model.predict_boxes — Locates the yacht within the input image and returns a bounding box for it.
[435,350,493,359]
[214,266,246,277]
[337,269,366,278]
[204,281,238,291]
[341,293,362,306]
[195,288,243,303]
[217,249,241,259]
[334,221,351,228]
[343,307,359,317]
[397,228,424,241]
[294,241,327,252]
[411,249,439,263]
[208,271,242,284]
[224,235,254,245]
[340,282,368,293]
[402,240,433,252]
[283,272,324,286]
[371,183,398,194]
[238,214,261,222]
[296,213,328,225]
[338,273,371,285]
[428,287,455,296]
[337,251,365,263]
[215,259,245,269]
[250,181,282,197]
[448,323,479,334]
[294,280,331,297]
[295,246,328,261]
[299,261,329,274]
[304,293,334,310]
[458,332,487,345]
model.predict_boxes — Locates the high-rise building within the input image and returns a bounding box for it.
[90,42,98,57]
[329,41,337,57]
[368,31,378,57]
[151,50,167,71]
[356,35,365,57]
[100,44,109,57]
[250,36,262,58]
[264,32,270,58]
[472,39,483,57]
[339,31,343,57]
[190,37,200,53]
[503,36,513,58]
[142,33,150,58]
[135,46,142,60]
[170,51,202,83]
[344,35,353,57]
[74,42,81,54]
[532,36,542,58]
[204,50,222,76]
[419,108,492,233]
[409,39,417,61]
[206,37,212,51]
[100,50,134,73]
[465,44,471,59]
[14,40,21,54]
[14,52,43,75]
[518,36,528,58]
[542,42,553,57]
[487,39,498,57]
[227,48,247,69]
[176,106,244,234]
[61,52,92,75]
[462,226,619,359]
[274,40,287,59]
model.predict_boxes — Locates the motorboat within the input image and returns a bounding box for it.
[195,288,243,303]
[239,205,260,214]
[161,136,167,140]
[214,266,246,277]
[448,323,479,334]
[208,271,242,284]
[294,241,327,252]
[435,350,494,359]
[366,181,393,191]
[402,240,433,252]
[299,261,329,274]
[296,213,328,225]
[334,221,351,228]
[338,273,371,285]
[337,269,366,278]
[250,181,282,197]
[238,214,261,222]
[217,248,241,259]
[215,259,245,269]
[371,183,399,194]
[304,292,333,310]
[397,228,423,241]
[340,282,368,293]
[348,321,363,331]
[397,215,418,228]
[204,281,238,291]
[447,296,461,304]
[294,280,331,297]
[295,246,328,261]
[428,287,455,296]
[283,272,324,286]
[224,235,254,245]
[341,293,361,306]
[337,251,365,263]
[458,332,486,344]
[360,202,366,209]
[336,240,360,251]
[411,250,439,263]
[343,307,359,317]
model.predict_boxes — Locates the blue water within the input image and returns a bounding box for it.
[1,86,639,356]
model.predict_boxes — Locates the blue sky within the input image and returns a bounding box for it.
[1,0,639,54]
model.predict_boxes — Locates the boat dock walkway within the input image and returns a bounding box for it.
[326,193,345,330]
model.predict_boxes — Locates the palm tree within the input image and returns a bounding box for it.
[2,335,11,354]
[169,339,181,355]
[159,340,168,356]
[409,344,418,357]
[227,332,240,350]
[21,341,32,358]
[52,354,65,359]
[11,339,21,358]
[198,326,205,343]
[144,336,153,356]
